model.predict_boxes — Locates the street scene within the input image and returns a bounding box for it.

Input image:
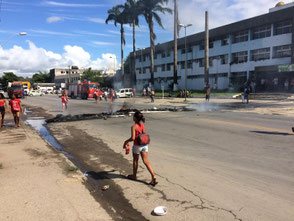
[1,0,294,221]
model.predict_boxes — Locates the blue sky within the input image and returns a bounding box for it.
[0,0,282,76]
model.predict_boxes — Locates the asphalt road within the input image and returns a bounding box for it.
[22,95,294,221]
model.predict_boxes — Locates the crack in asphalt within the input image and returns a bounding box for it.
[154,174,242,221]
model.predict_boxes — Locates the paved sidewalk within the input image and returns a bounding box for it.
[0,115,112,221]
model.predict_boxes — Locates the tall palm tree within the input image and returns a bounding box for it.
[106,6,127,77]
[119,0,141,87]
[138,0,172,86]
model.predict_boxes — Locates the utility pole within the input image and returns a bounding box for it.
[173,0,178,91]
[204,11,209,87]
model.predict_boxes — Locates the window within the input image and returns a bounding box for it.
[136,68,141,74]
[167,51,171,57]
[220,54,228,64]
[167,64,171,71]
[154,65,158,72]
[161,64,165,71]
[181,48,185,54]
[209,57,213,67]
[274,20,292,35]
[188,46,193,53]
[233,30,248,43]
[209,40,213,49]
[181,62,185,69]
[198,58,204,67]
[252,25,271,40]
[154,53,158,59]
[251,48,270,61]
[143,55,146,62]
[221,36,229,46]
[273,45,292,58]
[187,61,192,69]
[143,67,146,73]
[199,42,205,50]
[232,51,248,63]
[162,52,166,58]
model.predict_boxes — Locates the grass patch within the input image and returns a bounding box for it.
[0,163,3,169]
[67,166,78,171]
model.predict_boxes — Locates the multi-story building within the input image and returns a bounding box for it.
[133,2,294,92]
[50,66,85,88]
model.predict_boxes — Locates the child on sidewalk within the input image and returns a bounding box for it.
[9,94,23,127]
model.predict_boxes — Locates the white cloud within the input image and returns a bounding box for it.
[0,41,119,76]
[92,41,116,46]
[162,0,282,37]
[46,16,64,23]
[88,17,105,24]
[43,1,105,8]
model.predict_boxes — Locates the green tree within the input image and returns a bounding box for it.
[106,6,128,78]
[0,72,20,91]
[119,0,141,87]
[31,71,51,83]
[81,68,104,85]
[138,0,172,85]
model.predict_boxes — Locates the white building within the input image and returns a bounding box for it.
[134,2,294,92]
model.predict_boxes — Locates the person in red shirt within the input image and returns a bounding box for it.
[0,93,9,128]
[9,94,23,127]
[61,90,69,112]
[124,110,157,186]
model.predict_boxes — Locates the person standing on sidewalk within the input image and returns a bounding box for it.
[205,85,211,102]
[0,93,8,128]
[123,110,157,186]
[9,94,23,127]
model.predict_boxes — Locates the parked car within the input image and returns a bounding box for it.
[29,90,44,96]
[116,88,133,98]
[46,88,53,94]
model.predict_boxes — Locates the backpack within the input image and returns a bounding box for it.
[136,124,150,145]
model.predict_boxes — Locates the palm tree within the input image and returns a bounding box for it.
[119,0,141,87]
[106,6,128,77]
[138,0,172,86]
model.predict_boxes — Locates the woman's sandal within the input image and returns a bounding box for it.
[149,178,158,187]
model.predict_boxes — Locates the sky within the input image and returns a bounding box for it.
[0,0,285,77]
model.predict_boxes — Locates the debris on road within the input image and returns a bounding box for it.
[101,185,109,191]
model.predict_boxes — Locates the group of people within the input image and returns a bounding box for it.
[0,93,24,128]
[142,87,155,102]
[94,89,117,103]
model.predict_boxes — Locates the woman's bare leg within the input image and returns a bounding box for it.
[141,152,156,181]
[131,153,140,179]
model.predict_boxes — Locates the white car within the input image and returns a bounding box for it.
[116,88,133,98]
[29,90,44,96]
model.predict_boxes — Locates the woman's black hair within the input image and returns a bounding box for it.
[0,93,4,99]
[134,110,145,123]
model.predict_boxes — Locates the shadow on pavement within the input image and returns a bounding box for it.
[85,170,149,185]
[250,131,294,136]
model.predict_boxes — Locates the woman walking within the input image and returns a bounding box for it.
[0,93,8,128]
[124,110,157,186]
[61,90,69,112]
[9,94,23,127]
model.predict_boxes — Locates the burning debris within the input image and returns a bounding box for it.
[45,107,191,124]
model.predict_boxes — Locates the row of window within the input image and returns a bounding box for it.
[136,45,292,73]
[137,20,293,63]
[232,44,292,63]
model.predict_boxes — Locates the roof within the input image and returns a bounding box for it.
[136,5,294,55]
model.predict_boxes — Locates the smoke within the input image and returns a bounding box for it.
[188,102,223,112]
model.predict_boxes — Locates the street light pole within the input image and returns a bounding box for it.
[0,32,27,48]
[179,24,192,101]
